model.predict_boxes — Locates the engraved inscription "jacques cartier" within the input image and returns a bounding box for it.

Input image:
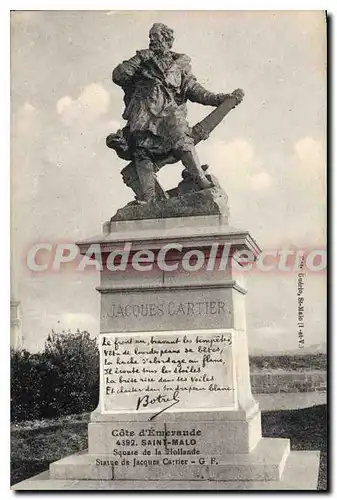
[106,300,229,318]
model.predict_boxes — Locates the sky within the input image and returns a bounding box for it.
[10,10,326,353]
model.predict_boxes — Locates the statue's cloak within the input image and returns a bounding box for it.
[109,50,198,160]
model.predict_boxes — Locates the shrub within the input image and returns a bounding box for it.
[11,330,99,422]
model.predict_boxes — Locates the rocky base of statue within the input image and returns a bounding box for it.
[110,185,229,224]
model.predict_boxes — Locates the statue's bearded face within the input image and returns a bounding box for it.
[149,27,172,55]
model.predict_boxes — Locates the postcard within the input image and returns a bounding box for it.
[11,10,327,491]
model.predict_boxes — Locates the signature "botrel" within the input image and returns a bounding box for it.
[136,391,180,420]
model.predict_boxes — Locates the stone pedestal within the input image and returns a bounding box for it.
[14,214,319,489]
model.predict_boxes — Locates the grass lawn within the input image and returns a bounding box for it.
[11,405,327,490]
[11,413,89,486]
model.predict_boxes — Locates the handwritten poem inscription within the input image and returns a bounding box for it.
[101,331,236,414]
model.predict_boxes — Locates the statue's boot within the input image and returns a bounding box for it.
[121,163,143,202]
[135,159,156,202]
[180,150,213,190]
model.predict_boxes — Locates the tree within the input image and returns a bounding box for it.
[44,330,99,415]
[11,330,100,422]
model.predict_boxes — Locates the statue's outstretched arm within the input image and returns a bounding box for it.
[186,81,230,107]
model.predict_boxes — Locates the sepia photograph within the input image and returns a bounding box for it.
[10,9,327,491]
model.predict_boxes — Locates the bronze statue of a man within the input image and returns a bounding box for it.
[108,22,243,203]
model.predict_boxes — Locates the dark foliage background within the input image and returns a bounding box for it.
[11,330,99,422]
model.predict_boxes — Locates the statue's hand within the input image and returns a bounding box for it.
[137,49,153,63]
[231,88,245,105]
[213,93,230,105]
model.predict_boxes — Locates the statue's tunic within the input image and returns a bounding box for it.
[112,49,222,160]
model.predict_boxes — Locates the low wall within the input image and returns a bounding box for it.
[251,370,326,394]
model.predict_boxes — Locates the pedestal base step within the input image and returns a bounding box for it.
[48,438,290,482]
[11,450,321,490]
